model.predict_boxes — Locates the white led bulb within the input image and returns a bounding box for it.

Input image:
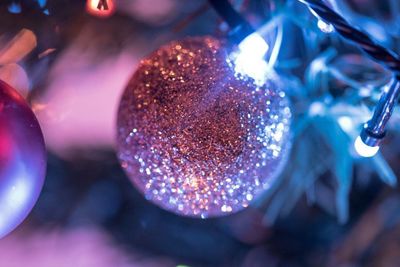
[354,136,379,158]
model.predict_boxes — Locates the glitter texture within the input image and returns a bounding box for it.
[117,36,291,218]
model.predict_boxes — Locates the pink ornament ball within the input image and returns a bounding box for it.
[117,37,291,218]
[0,80,46,238]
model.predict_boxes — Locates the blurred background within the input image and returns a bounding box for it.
[1,0,400,266]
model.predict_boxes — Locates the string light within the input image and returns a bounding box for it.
[238,33,269,60]
[307,6,334,33]
[337,116,353,133]
[207,0,273,84]
[354,80,400,157]
[8,3,21,14]
[317,19,334,33]
[230,32,270,84]
[297,0,400,158]
[354,136,379,158]
[86,0,115,18]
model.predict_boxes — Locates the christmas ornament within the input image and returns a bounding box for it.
[0,80,46,238]
[117,36,291,218]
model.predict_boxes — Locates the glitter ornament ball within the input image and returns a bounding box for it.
[0,80,46,238]
[117,36,291,218]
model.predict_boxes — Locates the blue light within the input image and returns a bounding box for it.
[38,0,47,8]
[8,3,21,14]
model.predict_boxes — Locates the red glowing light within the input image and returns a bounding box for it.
[86,0,115,18]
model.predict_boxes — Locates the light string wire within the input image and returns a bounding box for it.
[208,0,255,43]
[296,0,400,151]
[208,0,400,152]
[298,0,400,74]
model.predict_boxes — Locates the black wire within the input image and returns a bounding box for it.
[207,0,255,44]
[298,0,400,77]
[207,0,248,29]
[207,0,400,146]
[298,0,400,146]
[207,0,400,75]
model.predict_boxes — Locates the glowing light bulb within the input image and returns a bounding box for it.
[338,116,353,133]
[86,0,115,18]
[230,32,270,85]
[354,136,379,157]
[238,33,269,60]
[308,102,325,116]
[307,6,334,33]
[317,19,334,33]
[8,3,21,14]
